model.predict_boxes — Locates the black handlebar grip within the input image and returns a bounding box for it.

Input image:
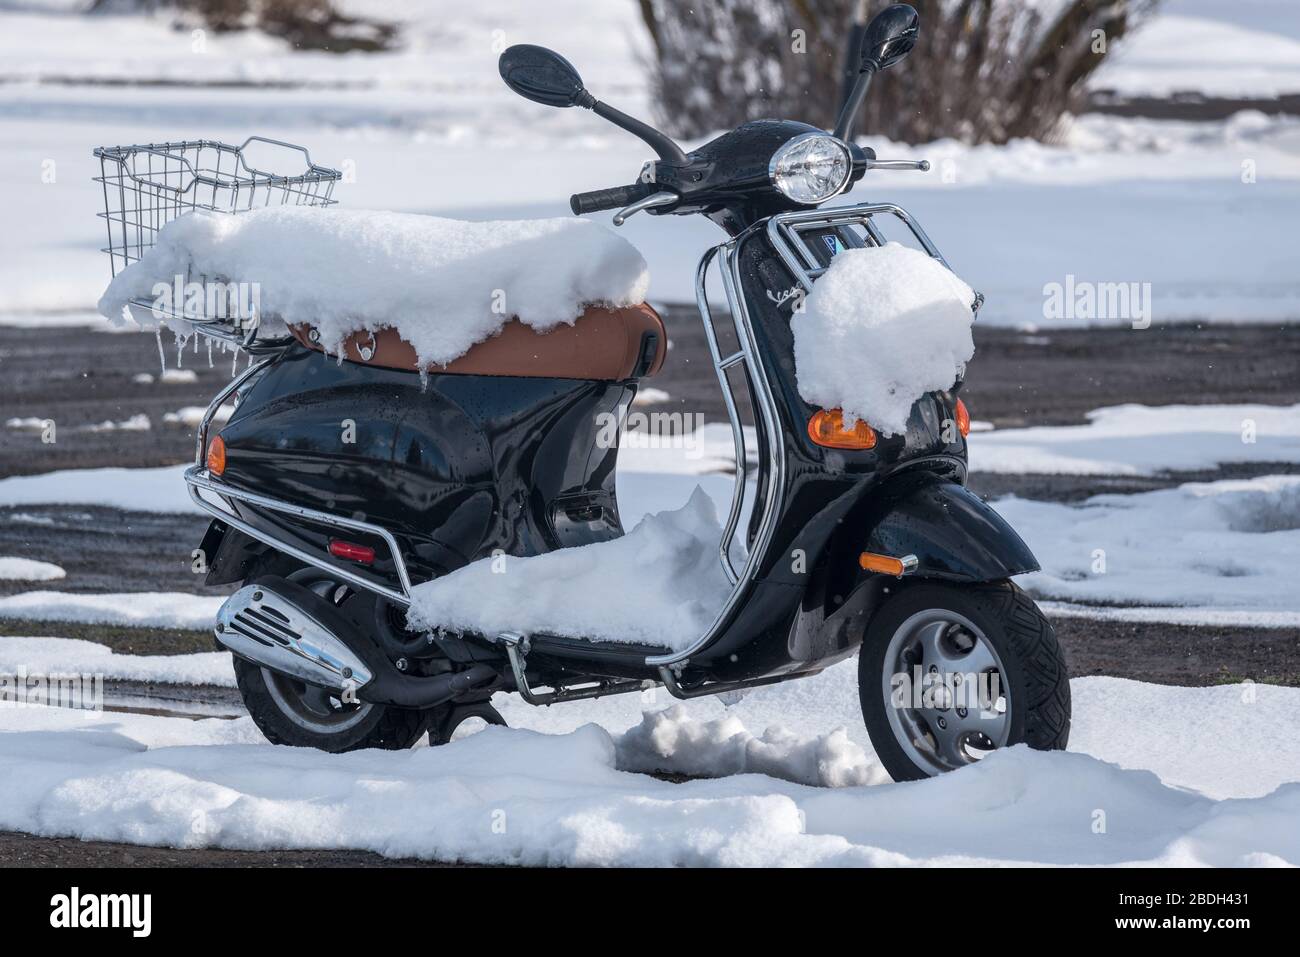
[570,182,656,216]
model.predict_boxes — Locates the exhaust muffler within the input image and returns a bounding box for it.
[216,582,374,694]
[215,577,497,708]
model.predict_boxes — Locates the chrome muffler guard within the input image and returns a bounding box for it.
[215,582,374,694]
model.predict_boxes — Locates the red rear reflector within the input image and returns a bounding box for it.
[329,539,375,565]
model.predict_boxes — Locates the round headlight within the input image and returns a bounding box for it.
[769,133,851,204]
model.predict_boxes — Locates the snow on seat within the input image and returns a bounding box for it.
[97,207,652,371]
[406,488,732,653]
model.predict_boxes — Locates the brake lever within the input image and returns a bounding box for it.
[612,190,678,226]
[864,159,930,171]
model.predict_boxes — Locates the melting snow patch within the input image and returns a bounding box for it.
[0,636,233,687]
[970,403,1300,475]
[1001,474,1300,610]
[78,413,150,433]
[0,591,221,630]
[408,487,730,650]
[792,243,975,436]
[98,207,650,369]
[0,557,65,582]
[0,465,197,514]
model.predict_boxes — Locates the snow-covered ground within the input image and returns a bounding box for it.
[0,672,1295,865]
[970,403,1300,475]
[1,0,1297,867]
[0,635,233,686]
[0,590,221,629]
[0,556,65,582]
[1002,474,1300,610]
[1096,0,1300,98]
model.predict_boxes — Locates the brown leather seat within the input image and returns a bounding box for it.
[289,303,666,381]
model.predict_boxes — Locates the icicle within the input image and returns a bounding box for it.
[206,338,214,368]
[154,327,166,378]
[231,348,238,377]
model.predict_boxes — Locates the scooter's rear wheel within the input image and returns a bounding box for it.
[858,580,1070,781]
[231,565,434,753]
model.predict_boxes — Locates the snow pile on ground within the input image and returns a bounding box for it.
[792,243,975,435]
[98,207,650,368]
[0,636,234,688]
[0,592,222,630]
[1000,474,1300,609]
[0,675,1296,866]
[0,558,66,582]
[408,487,729,650]
[970,403,1300,475]
[617,705,885,788]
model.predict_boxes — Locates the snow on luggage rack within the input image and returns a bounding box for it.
[93,136,341,347]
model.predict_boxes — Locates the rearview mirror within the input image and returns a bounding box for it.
[860,3,919,72]
[499,45,591,108]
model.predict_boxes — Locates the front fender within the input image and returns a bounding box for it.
[861,473,1039,582]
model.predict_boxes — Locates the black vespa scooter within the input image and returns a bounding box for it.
[181,5,1069,780]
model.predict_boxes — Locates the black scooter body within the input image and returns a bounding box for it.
[203,228,1038,688]
[209,344,632,587]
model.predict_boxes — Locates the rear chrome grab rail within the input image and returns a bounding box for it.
[186,356,414,607]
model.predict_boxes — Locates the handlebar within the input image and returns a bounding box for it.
[570,182,656,216]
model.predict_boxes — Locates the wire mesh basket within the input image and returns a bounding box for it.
[95,136,341,277]
[93,137,341,347]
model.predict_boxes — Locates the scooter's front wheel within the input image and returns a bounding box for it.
[859,581,1070,781]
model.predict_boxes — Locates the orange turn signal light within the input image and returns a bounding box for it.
[206,435,226,476]
[955,398,971,438]
[858,551,917,577]
[807,409,877,450]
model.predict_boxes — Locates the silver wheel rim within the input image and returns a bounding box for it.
[262,571,374,735]
[880,608,1010,775]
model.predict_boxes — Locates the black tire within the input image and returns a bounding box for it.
[234,657,434,752]
[859,580,1070,781]
[229,554,433,753]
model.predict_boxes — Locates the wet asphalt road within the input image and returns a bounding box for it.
[2,313,1300,866]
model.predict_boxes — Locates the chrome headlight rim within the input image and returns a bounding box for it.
[768,132,852,205]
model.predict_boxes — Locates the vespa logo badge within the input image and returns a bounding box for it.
[766,286,804,312]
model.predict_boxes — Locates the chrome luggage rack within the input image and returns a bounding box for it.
[94,137,341,349]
